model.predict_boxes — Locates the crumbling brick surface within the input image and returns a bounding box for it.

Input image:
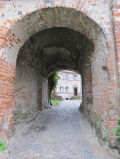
[0,0,119,146]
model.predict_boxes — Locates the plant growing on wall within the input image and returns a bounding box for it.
[112,118,120,142]
[48,72,60,105]
[0,141,7,152]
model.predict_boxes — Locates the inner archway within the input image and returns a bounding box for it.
[14,27,93,122]
[13,22,108,141]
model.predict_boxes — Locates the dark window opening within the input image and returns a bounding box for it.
[74,87,78,96]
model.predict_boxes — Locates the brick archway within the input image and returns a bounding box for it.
[0,4,118,146]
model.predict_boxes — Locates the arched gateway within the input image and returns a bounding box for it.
[0,1,119,147]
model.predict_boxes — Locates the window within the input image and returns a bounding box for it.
[61,73,65,80]
[65,73,69,80]
[65,87,69,93]
[60,86,64,92]
[73,74,77,80]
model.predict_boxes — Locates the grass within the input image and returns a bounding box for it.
[51,98,61,106]
[0,141,7,152]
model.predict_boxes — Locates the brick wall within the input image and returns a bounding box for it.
[113,0,120,97]
[0,58,15,138]
[112,0,120,143]
[0,0,119,145]
[0,19,20,48]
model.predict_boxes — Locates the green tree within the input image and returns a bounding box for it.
[48,72,60,105]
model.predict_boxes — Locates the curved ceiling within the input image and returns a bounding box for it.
[18,27,94,76]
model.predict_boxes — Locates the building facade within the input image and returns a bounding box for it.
[56,70,82,100]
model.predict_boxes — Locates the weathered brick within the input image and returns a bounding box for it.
[0,0,119,149]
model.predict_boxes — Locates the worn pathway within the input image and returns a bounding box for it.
[1,100,116,159]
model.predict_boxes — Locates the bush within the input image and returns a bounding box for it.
[51,98,61,106]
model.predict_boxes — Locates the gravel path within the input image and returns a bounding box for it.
[0,100,116,159]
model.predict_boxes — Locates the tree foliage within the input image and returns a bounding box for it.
[48,72,60,104]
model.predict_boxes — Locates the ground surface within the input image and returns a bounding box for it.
[0,100,116,159]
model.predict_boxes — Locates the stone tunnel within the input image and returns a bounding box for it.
[0,1,120,148]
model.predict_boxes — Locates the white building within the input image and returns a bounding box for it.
[55,70,82,100]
